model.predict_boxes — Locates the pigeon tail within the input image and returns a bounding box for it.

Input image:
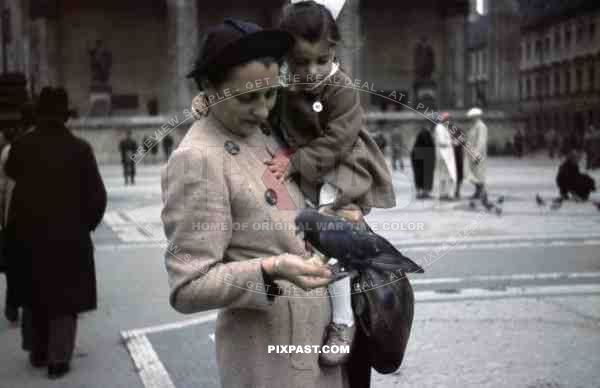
[368,253,425,274]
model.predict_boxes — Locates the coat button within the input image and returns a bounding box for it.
[224,140,240,155]
[264,189,278,206]
[312,101,323,112]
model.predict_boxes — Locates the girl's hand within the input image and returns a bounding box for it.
[265,153,291,180]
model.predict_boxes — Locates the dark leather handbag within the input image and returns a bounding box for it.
[351,267,415,374]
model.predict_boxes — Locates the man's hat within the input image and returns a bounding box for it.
[36,87,69,120]
[187,18,293,79]
[466,107,483,118]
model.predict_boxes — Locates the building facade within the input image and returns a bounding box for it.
[519,0,600,139]
[466,0,521,112]
[2,0,470,117]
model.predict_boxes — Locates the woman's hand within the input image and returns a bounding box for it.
[262,254,332,290]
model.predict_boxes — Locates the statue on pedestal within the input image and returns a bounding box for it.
[89,40,112,91]
[413,37,437,108]
[88,40,112,116]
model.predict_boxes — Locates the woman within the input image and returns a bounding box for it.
[161,19,344,388]
[411,124,436,199]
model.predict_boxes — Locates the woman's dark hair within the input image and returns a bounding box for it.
[278,1,341,45]
[195,56,280,90]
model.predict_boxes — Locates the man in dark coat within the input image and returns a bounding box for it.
[4,87,106,379]
[452,126,465,199]
[119,130,137,185]
[162,133,174,160]
[556,151,596,201]
[411,125,436,199]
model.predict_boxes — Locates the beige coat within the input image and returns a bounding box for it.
[161,115,347,388]
[465,118,488,185]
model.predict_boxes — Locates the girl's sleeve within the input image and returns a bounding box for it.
[161,145,277,314]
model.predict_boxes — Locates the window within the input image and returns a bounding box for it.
[535,75,542,97]
[591,23,596,41]
[576,24,584,44]
[565,69,571,93]
[535,40,542,59]
[591,63,597,90]
[576,68,582,92]
[554,71,561,95]
[528,41,533,59]
[526,78,531,99]
[565,27,571,49]
[544,37,551,59]
[554,30,561,51]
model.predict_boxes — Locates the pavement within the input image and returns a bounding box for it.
[0,155,599,388]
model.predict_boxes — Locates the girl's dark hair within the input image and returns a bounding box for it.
[194,56,280,90]
[279,1,341,45]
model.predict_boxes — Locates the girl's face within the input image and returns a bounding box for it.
[287,37,335,90]
[206,60,279,137]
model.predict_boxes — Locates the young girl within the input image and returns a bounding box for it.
[267,0,396,366]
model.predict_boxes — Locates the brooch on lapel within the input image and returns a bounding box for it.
[224,140,240,155]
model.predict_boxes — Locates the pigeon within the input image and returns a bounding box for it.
[481,192,495,212]
[294,209,424,275]
[496,195,505,205]
[550,197,563,211]
[535,194,546,207]
[469,200,477,209]
[593,201,600,211]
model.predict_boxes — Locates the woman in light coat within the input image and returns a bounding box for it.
[464,108,488,199]
[161,19,345,388]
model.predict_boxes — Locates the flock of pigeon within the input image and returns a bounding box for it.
[535,193,600,212]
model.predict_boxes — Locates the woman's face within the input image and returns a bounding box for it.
[287,37,335,90]
[206,60,279,137]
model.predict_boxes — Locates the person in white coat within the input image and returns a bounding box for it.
[434,112,456,200]
[464,108,488,199]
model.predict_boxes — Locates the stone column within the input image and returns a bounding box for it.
[30,16,59,89]
[445,13,467,108]
[167,0,199,115]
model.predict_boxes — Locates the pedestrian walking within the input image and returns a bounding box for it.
[433,112,456,200]
[119,130,137,185]
[162,133,174,160]
[164,18,342,388]
[0,129,16,323]
[547,128,558,158]
[411,124,436,199]
[150,136,159,163]
[514,129,524,158]
[391,129,405,171]
[5,87,106,379]
[1,102,35,325]
[452,126,465,199]
[464,107,488,200]
[141,135,150,164]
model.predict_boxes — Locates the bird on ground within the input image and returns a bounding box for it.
[481,192,496,212]
[535,194,546,207]
[294,209,424,277]
[593,201,600,211]
[496,195,505,205]
[550,197,563,211]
